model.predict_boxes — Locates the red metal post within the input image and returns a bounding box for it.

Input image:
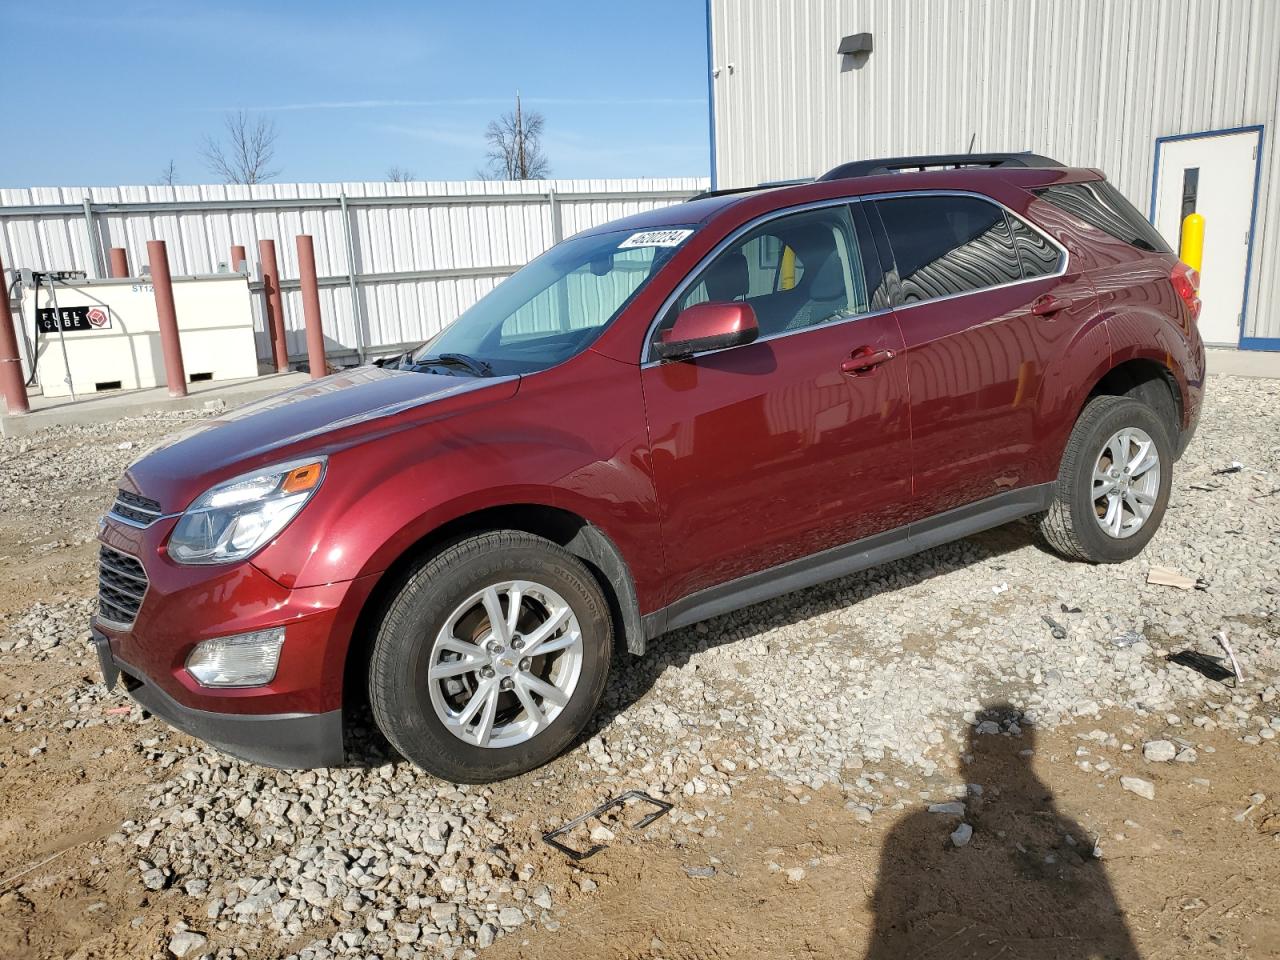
[296,235,327,379]
[230,244,247,273]
[108,247,129,278]
[258,239,289,373]
[0,250,31,415]
[146,240,188,398]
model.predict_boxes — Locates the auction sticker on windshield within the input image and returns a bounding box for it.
[618,229,694,249]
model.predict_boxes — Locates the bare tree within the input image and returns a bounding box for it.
[386,166,415,182]
[202,111,281,184]
[480,93,549,180]
[157,160,178,186]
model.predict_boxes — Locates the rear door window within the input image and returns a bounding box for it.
[873,195,1023,303]
[1034,180,1172,254]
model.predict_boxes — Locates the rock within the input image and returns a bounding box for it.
[168,931,208,958]
[950,823,973,847]
[785,867,806,883]
[684,865,716,879]
[1121,777,1156,801]
[392,922,420,943]
[141,868,168,891]
[589,825,615,843]
[498,906,526,928]
[428,902,456,924]
[1143,740,1177,762]
[928,801,966,816]
[847,803,873,824]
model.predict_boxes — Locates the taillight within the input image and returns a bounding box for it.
[1170,262,1201,322]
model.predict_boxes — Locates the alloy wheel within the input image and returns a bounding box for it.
[427,580,583,748]
[1091,426,1161,539]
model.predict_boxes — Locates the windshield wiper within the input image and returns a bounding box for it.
[414,352,494,377]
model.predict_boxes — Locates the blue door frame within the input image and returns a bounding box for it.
[1149,124,1274,351]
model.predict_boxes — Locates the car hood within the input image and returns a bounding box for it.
[121,367,518,510]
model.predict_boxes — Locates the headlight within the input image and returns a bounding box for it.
[168,457,326,564]
[186,627,285,687]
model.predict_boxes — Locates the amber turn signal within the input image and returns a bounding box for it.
[281,462,324,494]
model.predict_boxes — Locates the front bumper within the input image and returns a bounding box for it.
[94,629,344,768]
[91,510,378,769]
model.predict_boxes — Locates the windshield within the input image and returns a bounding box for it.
[409,226,695,375]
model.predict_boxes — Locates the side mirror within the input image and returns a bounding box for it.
[654,302,759,361]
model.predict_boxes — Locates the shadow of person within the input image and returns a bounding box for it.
[862,703,1141,960]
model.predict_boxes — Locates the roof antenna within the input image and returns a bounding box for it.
[967,132,977,153]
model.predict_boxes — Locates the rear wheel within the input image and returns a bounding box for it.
[1039,396,1173,563]
[368,531,612,782]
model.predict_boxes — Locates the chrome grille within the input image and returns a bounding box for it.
[110,489,163,527]
[98,546,148,627]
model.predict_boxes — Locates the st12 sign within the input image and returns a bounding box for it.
[36,305,112,332]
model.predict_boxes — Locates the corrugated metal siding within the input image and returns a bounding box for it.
[710,0,1280,342]
[0,177,706,361]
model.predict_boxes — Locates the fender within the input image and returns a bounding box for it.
[342,487,648,655]
[248,352,664,655]
[1028,298,1111,484]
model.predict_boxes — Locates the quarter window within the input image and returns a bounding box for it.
[1034,181,1172,254]
[874,195,1023,303]
[1007,212,1064,279]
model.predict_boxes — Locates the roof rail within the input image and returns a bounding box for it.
[817,152,1064,182]
[687,177,813,202]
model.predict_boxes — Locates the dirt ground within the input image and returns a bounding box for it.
[490,720,1280,960]
[0,413,1277,960]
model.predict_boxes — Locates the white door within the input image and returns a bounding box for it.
[1152,128,1260,347]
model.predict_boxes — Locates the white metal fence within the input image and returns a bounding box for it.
[0,178,707,364]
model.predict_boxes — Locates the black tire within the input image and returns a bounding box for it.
[1039,396,1174,563]
[368,531,612,783]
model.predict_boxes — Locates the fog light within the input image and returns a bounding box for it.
[186,627,284,687]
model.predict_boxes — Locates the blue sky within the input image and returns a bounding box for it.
[3,1,710,187]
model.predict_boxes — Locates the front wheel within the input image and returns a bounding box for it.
[368,531,612,782]
[1039,395,1174,563]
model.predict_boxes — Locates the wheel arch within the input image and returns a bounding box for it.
[343,502,645,718]
[1084,355,1184,442]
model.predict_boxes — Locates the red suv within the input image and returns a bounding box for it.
[93,153,1204,782]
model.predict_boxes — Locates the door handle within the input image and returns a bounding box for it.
[1031,294,1071,317]
[841,347,896,376]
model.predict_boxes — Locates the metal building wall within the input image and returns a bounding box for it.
[0,178,705,362]
[708,0,1280,343]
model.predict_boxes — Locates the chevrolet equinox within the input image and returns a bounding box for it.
[93,153,1205,782]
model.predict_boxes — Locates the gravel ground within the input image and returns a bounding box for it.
[1,375,1278,960]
